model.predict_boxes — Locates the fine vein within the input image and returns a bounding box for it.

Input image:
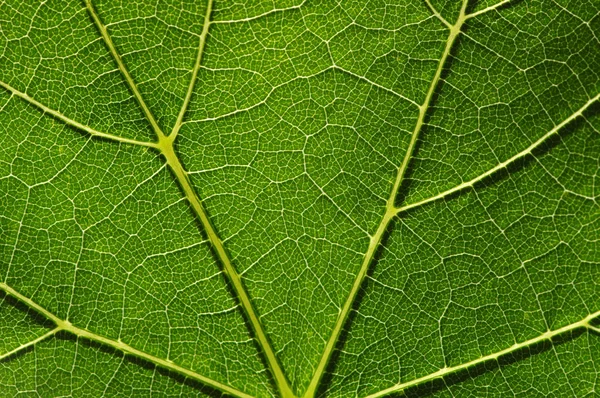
[211,1,306,25]
[394,92,600,215]
[0,80,158,148]
[364,309,600,398]
[170,0,213,139]
[85,0,166,139]
[303,2,469,397]
[0,282,254,398]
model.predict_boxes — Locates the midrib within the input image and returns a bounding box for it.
[85,0,295,396]
[301,2,470,397]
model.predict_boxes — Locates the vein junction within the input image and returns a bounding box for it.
[302,3,471,396]
[3,0,293,396]
[0,282,253,398]
[85,0,294,396]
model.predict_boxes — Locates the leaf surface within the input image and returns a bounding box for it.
[1,0,599,397]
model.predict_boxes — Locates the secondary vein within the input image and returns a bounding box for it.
[0,80,158,148]
[0,282,255,398]
[303,2,470,397]
[0,327,61,361]
[85,0,166,140]
[466,0,513,20]
[364,309,600,398]
[394,92,600,215]
[170,0,214,139]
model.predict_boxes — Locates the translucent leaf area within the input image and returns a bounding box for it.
[0,0,599,397]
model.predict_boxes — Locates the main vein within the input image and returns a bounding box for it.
[0,282,254,398]
[85,0,294,396]
[364,309,600,398]
[303,3,470,397]
[159,143,295,398]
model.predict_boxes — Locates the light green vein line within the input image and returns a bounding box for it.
[364,309,600,398]
[0,327,61,361]
[86,0,292,394]
[302,3,469,398]
[158,141,296,398]
[0,283,63,325]
[85,0,166,139]
[424,0,452,29]
[0,282,254,398]
[394,92,600,216]
[170,0,213,139]
[0,81,158,148]
[211,1,306,25]
[465,0,513,20]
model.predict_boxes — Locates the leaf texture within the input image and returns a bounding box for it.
[0,0,599,397]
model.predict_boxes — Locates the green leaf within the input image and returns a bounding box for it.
[1,0,599,397]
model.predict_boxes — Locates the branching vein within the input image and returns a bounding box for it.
[364,309,600,398]
[303,2,470,397]
[424,0,452,29]
[82,1,294,396]
[85,0,166,139]
[0,80,158,148]
[0,282,254,398]
[2,0,595,397]
[394,92,600,215]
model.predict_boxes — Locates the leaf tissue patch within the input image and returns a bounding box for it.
[1,0,599,397]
